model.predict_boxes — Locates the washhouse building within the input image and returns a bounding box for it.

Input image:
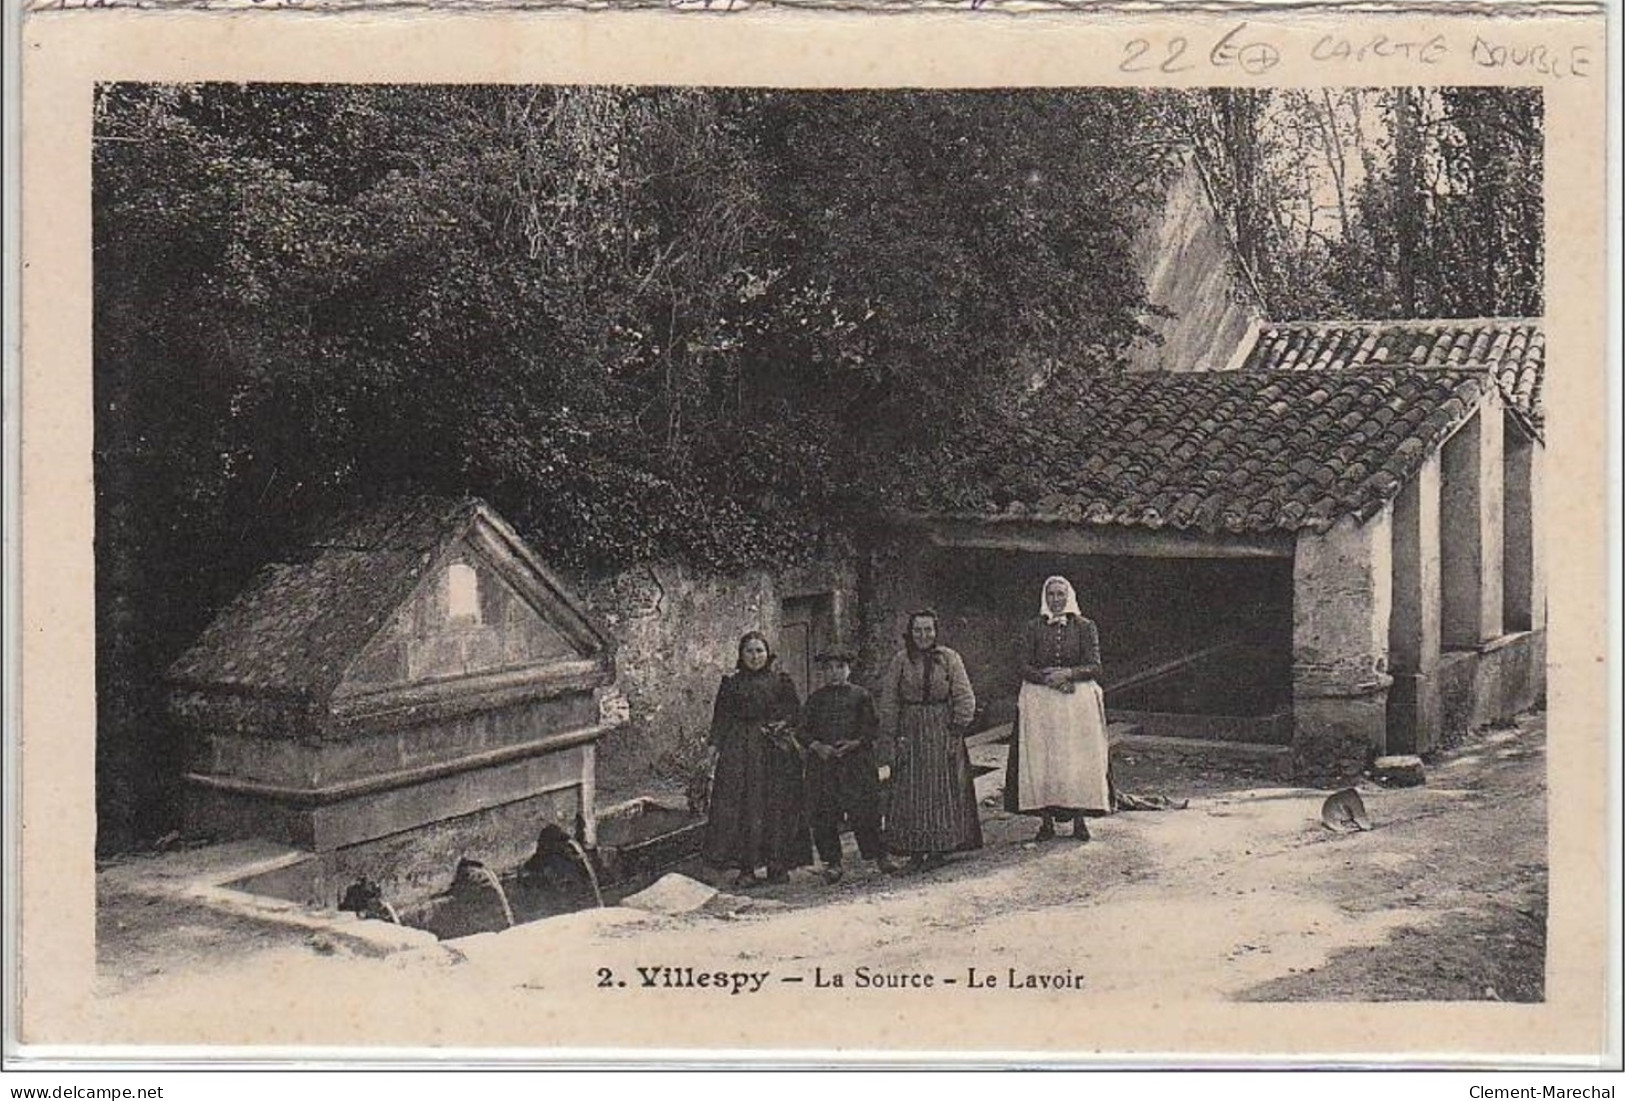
[871,318,1546,784]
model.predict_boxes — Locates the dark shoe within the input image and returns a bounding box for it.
[732,871,764,889]
[1034,819,1057,843]
[821,865,844,885]
[919,852,948,872]
[1072,821,1091,842]
[763,869,791,885]
[873,856,901,876]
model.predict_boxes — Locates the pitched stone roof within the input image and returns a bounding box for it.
[1240,318,1544,427]
[901,368,1492,535]
[168,495,486,699]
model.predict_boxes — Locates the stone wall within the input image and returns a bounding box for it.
[185,729,594,851]
[576,555,860,791]
[1502,423,1543,632]
[1500,628,1547,715]
[1387,452,1443,754]
[1440,403,1506,649]
[180,693,598,790]
[1437,630,1546,741]
[224,786,581,908]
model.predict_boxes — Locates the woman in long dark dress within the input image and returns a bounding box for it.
[878,609,982,873]
[701,631,813,888]
[1004,576,1111,842]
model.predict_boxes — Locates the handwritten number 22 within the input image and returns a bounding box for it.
[1121,37,1194,73]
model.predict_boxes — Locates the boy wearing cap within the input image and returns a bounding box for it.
[802,648,896,881]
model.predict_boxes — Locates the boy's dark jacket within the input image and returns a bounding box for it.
[802,681,880,754]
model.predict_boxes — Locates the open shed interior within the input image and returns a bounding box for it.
[917,546,1294,741]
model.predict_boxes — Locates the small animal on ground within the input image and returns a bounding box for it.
[1320,788,1373,832]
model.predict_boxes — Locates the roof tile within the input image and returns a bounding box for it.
[902,368,1493,535]
[168,495,480,698]
[1243,318,1544,429]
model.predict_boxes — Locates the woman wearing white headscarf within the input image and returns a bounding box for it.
[1003,576,1111,841]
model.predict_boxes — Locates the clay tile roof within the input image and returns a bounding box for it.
[1242,318,1545,430]
[902,368,1492,535]
[167,495,484,699]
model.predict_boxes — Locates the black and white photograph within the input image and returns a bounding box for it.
[7,6,1614,1066]
[85,77,1556,1001]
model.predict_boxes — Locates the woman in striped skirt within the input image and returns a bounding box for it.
[877,609,983,873]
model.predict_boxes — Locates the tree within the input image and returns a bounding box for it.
[735,89,1180,458]
[1176,87,1543,321]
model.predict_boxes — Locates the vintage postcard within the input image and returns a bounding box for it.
[7,1,1616,1066]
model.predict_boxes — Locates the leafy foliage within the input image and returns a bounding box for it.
[1167,87,1542,320]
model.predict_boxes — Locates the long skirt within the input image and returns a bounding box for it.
[702,732,813,873]
[1008,681,1111,816]
[886,703,983,855]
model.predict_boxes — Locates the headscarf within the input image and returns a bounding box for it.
[903,609,942,702]
[1039,576,1082,624]
[735,630,776,673]
[902,608,942,658]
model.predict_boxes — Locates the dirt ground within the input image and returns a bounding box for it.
[89,712,1548,1045]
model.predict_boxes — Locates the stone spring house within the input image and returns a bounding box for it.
[1245,320,1545,765]
[169,497,622,900]
[872,319,1545,783]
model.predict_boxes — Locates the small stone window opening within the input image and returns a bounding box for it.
[447,562,481,623]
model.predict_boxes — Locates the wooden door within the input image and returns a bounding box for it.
[780,593,834,703]
[779,619,812,702]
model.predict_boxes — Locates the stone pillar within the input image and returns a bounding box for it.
[1387,453,1442,754]
[1440,403,1505,649]
[1529,441,1546,629]
[579,742,599,847]
[1502,421,1541,632]
[1526,440,1547,709]
[1292,507,1395,784]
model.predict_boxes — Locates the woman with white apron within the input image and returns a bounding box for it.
[1003,576,1112,842]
